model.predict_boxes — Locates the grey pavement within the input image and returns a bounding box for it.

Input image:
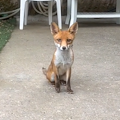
[0,16,120,120]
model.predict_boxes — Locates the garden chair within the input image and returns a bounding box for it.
[19,0,62,30]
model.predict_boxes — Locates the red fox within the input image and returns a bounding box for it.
[42,22,78,93]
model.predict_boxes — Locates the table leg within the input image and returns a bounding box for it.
[116,0,120,24]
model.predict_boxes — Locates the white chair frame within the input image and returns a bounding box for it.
[20,0,62,30]
[65,0,120,27]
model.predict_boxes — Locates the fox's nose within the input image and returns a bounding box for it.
[62,46,66,50]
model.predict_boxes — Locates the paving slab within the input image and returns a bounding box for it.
[0,17,120,120]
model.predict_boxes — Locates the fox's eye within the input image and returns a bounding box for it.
[67,39,72,43]
[57,39,61,42]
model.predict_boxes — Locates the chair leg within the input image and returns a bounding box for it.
[116,0,120,24]
[20,0,26,30]
[70,0,77,27]
[24,0,29,25]
[65,0,71,25]
[48,1,52,25]
[55,0,62,29]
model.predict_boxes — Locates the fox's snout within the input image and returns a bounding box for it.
[55,42,71,51]
[59,46,67,51]
[62,46,67,50]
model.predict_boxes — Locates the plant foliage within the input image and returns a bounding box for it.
[0,18,16,51]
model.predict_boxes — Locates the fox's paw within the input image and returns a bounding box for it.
[67,88,73,94]
[60,80,66,86]
[51,81,55,86]
[42,67,47,75]
[55,83,60,93]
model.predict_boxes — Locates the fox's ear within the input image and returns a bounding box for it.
[50,22,60,35]
[68,22,78,34]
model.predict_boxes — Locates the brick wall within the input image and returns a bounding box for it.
[77,0,116,12]
[17,0,116,15]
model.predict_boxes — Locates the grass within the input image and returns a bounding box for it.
[0,17,16,51]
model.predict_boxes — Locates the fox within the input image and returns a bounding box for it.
[42,22,78,93]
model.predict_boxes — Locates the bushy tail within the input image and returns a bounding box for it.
[42,67,47,76]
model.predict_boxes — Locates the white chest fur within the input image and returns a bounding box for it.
[54,48,74,75]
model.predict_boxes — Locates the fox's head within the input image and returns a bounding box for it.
[50,22,78,51]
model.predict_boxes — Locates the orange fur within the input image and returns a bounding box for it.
[42,22,78,93]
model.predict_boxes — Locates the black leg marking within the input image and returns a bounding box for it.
[60,80,66,86]
[55,75,60,93]
[51,81,55,86]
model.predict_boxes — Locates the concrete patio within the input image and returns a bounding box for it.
[0,16,120,120]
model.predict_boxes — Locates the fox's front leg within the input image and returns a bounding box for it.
[54,68,60,93]
[54,75,60,93]
[66,68,73,94]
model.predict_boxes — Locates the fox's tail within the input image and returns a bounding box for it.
[42,67,47,76]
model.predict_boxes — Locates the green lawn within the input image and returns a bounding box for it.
[0,18,16,51]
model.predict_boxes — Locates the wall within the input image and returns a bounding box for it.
[15,0,116,15]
